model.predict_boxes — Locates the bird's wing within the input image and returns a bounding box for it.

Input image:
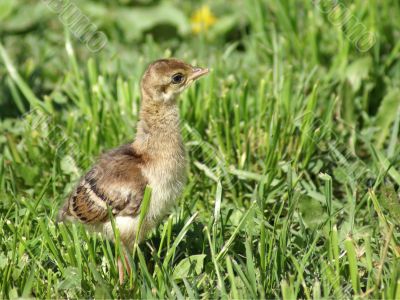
[58,144,148,224]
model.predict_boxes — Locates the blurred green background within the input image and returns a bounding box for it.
[1,0,399,120]
[1,0,247,117]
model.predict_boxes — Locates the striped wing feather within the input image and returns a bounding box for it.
[58,144,148,224]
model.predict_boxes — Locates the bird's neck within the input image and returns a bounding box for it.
[134,97,184,158]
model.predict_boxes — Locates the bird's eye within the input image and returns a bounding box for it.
[171,73,184,84]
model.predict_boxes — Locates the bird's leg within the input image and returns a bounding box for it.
[117,247,132,285]
[124,249,132,279]
[118,256,125,285]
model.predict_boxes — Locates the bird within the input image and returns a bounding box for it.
[57,58,209,284]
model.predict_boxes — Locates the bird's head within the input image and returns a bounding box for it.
[140,58,209,103]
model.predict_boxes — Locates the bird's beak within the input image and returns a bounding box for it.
[189,67,209,81]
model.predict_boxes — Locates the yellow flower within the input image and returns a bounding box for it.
[190,5,217,34]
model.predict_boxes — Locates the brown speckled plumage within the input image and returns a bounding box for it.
[57,58,209,284]
[58,143,148,224]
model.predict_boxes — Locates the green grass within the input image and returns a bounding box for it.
[1,0,400,298]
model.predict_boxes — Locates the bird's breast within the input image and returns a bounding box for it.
[144,154,186,222]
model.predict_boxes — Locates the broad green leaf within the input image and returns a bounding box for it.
[173,254,206,280]
[113,3,189,41]
[345,57,372,92]
[60,155,79,176]
[299,196,328,229]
